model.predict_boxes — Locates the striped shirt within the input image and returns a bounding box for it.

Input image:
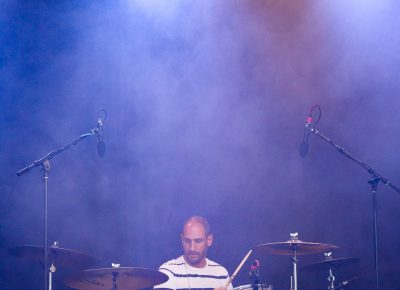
[154,255,233,290]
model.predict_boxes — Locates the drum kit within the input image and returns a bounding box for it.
[230,233,358,290]
[6,232,359,290]
[7,233,359,290]
[7,242,168,290]
[6,233,358,290]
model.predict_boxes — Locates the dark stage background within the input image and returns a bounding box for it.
[1,1,400,290]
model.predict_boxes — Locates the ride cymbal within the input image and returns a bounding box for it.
[64,267,169,290]
[254,240,338,255]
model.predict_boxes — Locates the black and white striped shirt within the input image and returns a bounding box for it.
[155,255,233,290]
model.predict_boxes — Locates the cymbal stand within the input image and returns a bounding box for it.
[111,271,119,290]
[332,277,357,290]
[249,260,260,290]
[16,126,101,290]
[291,251,298,290]
[290,275,294,290]
[290,233,299,290]
[111,264,121,290]
[48,242,59,290]
[327,268,335,290]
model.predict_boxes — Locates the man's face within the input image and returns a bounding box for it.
[181,221,213,268]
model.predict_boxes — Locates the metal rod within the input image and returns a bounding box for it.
[292,252,297,290]
[44,168,49,290]
[372,187,379,290]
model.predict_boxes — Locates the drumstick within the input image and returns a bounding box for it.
[225,249,253,288]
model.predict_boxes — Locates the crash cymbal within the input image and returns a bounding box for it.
[7,245,99,268]
[302,257,359,271]
[254,240,338,255]
[64,267,169,290]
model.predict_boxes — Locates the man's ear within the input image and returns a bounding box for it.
[207,234,214,247]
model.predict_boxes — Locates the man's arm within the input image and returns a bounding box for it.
[153,268,175,290]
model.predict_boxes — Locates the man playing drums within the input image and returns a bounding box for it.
[155,216,233,290]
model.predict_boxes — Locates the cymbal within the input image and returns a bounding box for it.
[302,257,359,271]
[254,240,338,255]
[7,245,99,268]
[64,267,169,290]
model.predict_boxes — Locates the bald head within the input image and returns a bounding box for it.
[183,216,211,236]
[181,216,213,268]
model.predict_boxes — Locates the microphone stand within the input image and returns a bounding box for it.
[16,127,101,290]
[306,126,400,290]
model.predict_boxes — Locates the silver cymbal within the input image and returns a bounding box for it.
[254,240,338,255]
[7,245,99,268]
[302,257,359,271]
[64,267,169,290]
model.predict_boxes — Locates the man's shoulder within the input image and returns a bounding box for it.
[206,258,226,267]
[206,258,229,273]
[155,257,185,289]
[159,256,185,269]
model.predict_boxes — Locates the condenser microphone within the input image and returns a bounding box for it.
[96,118,106,158]
[299,115,312,157]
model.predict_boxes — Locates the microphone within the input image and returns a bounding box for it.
[96,117,106,158]
[250,259,260,271]
[299,115,312,157]
[249,260,260,285]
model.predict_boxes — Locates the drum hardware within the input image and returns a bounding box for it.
[8,242,99,290]
[229,253,273,290]
[253,234,338,256]
[301,253,359,272]
[63,265,169,290]
[254,232,338,290]
[302,252,359,290]
[290,275,293,290]
[233,284,273,290]
[327,267,335,290]
[332,277,357,290]
[249,259,261,287]
[7,242,99,268]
